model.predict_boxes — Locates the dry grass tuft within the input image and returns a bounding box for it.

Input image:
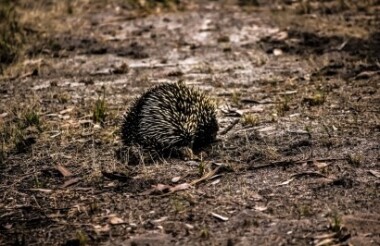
[0,0,24,73]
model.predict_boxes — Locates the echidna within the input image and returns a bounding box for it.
[121,82,218,154]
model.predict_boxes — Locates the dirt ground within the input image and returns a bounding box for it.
[0,0,379,245]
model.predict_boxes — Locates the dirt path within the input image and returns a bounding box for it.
[1,1,379,245]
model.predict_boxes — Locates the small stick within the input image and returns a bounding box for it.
[249,157,346,170]
[220,119,240,135]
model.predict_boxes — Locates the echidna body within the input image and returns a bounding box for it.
[121,83,218,153]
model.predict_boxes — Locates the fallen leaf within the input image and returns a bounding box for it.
[4,224,12,230]
[251,193,264,201]
[56,165,73,177]
[211,212,229,221]
[109,214,125,225]
[254,206,268,211]
[79,120,93,125]
[273,48,283,56]
[186,160,199,166]
[313,233,337,240]
[61,178,81,188]
[314,238,335,246]
[190,166,221,186]
[185,224,194,229]
[170,183,191,192]
[93,224,110,234]
[210,179,220,185]
[276,177,295,186]
[141,183,192,196]
[314,162,329,169]
[141,184,172,195]
[29,188,53,193]
[368,170,380,178]
[257,126,276,133]
[104,182,117,188]
[171,176,181,183]
[152,216,168,223]
[59,107,74,115]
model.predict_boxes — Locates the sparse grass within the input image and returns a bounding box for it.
[54,92,71,104]
[330,212,342,232]
[193,62,213,74]
[346,153,362,167]
[76,230,88,246]
[24,110,42,131]
[276,97,291,116]
[199,226,210,239]
[34,174,41,188]
[171,196,187,213]
[297,0,312,14]
[0,106,42,155]
[298,204,313,218]
[231,91,241,107]
[302,90,326,106]
[0,0,24,73]
[93,95,107,125]
[241,113,259,126]
[304,124,313,137]
[198,158,207,176]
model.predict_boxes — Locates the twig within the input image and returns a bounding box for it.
[220,119,240,135]
[190,166,221,186]
[249,157,346,170]
[290,171,328,179]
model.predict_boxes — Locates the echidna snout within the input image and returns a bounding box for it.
[121,82,218,153]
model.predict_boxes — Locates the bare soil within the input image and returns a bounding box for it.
[0,1,379,245]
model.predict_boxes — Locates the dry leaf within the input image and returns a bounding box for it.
[368,170,380,178]
[59,107,74,115]
[185,224,194,229]
[251,193,264,201]
[109,214,124,225]
[141,184,172,195]
[210,179,220,185]
[171,176,181,183]
[142,182,191,196]
[61,178,81,188]
[56,165,73,177]
[314,162,329,169]
[29,188,53,193]
[254,206,268,211]
[93,224,110,234]
[276,177,295,186]
[152,217,168,223]
[314,238,335,246]
[211,212,229,221]
[4,224,12,230]
[314,233,337,239]
[170,183,191,192]
[273,48,283,56]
